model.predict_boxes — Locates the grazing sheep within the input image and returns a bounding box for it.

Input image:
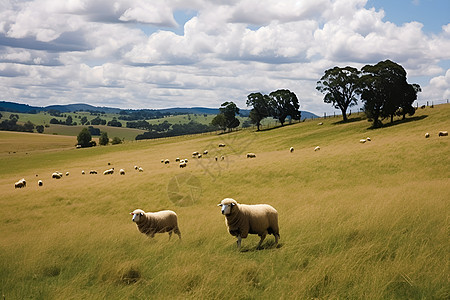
[425,132,430,138]
[184,158,188,163]
[138,167,144,172]
[81,170,85,175]
[179,162,187,168]
[164,159,170,165]
[130,209,181,240]
[198,154,202,158]
[66,172,69,176]
[14,178,26,189]
[161,160,164,163]
[366,137,371,141]
[221,156,225,161]
[203,150,208,155]
[215,156,218,161]
[103,168,114,175]
[175,158,180,162]
[135,165,139,170]
[89,170,98,174]
[218,198,280,250]
[52,172,63,179]
[438,131,448,136]
[192,151,199,157]
[359,139,366,143]
[38,180,43,186]
[219,143,226,147]
[290,147,294,153]
[120,169,125,175]
[246,153,256,158]
[318,122,323,125]
[314,146,320,151]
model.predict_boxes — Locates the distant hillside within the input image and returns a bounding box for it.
[0,101,318,119]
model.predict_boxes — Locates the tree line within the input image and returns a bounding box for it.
[316,59,421,127]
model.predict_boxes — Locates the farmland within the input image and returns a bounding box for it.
[0,104,448,299]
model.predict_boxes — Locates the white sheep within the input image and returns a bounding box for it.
[164,159,170,164]
[246,153,256,158]
[366,137,371,141]
[38,180,43,186]
[179,162,187,168]
[290,147,294,153]
[175,158,180,162]
[89,170,98,174]
[314,146,320,151]
[103,168,114,175]
[203,150,208,155]
[218,143,226,147]
[215,156,218,161]
[198,154,202,158]
[218,198,280,250]
[14,178,26,189]
[221,156,225,161]
[81,170,85,175]
[438,131,448,136]
[135,165,139,169]
[359,139,366,143]
[130,209,181,240]
[120,169,125,175]
[52,172,62,179]
[138,167,144,172]
[66,172,69,176]
[425,133,430,138]
[318,122,323,125]
[192,151,199,157]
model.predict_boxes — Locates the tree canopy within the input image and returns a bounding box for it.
[77,128,93,147]
[268,89,301,126]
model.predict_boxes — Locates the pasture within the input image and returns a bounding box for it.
[0,104,449,299]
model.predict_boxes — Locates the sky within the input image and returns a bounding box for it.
[0,0,449,115]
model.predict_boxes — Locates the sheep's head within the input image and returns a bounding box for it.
[130,209,145,222]
[218,198,238,216]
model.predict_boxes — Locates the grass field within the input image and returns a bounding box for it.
[0,104,449,299]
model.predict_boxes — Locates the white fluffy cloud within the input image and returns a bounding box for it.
[0,0,449,113]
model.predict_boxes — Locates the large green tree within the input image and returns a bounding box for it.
[268,89,301,126]
[219,101,240,131]
[211,114,227,132]
[77,128,92,147]
[316,66,361,122]
[99,131,109,145]
[246,92,271,131]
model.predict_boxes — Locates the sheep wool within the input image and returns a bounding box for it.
[218,198,280,249]
[131,209,181,240]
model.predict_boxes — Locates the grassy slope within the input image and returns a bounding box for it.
[0,105,449,299]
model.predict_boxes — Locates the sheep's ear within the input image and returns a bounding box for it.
[217,204,222,207]
[130,212,134,215]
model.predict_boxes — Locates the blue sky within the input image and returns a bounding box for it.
[0,0,449,114]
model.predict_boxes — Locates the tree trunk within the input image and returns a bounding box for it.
[341,109,348,122]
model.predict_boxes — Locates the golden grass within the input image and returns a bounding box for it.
[0,104,449,299]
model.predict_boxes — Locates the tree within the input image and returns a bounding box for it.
[316,66,361,122]
[107,118,122,127]
[99,131,109,145]
[9,114,19,120]
[77,128,92,147]
[211,113,227,132]
[268,89,301,126]
[36,125,44,133]
[111,137,122,145]
[80,116,88,125]
[219,101,240,131]
[396,83,421,120]
[360,60,416,127]
[246,92,271,131]
[65,115,73,125]
[23,121,34,132]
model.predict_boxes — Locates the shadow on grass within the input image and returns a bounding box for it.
[332,117,364,125]
[239,240,283,252]
[368,115,428,130]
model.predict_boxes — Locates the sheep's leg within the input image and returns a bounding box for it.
[174,227,182,240]
[236,235,242,250]
[274,233,280,245]
[168,231,172,240]
[257,232,267,249]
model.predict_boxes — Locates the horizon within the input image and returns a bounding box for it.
[0,0,449,115]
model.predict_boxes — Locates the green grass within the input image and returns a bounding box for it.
[0,104,449,299]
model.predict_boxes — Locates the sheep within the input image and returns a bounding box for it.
[218,198,279,250]
[89,170,98,174]
[318,122,323,125]
[246,153,256,158]
[160,160,164,163]
[198,154,202,158]
[359,139,366,143]
[221,156,225,161]
[103,168,114,175]
[135,165,139,170]
[179,162,187,168]
[175,158,180,162]
[215,156,218,161]
[81,170,85,175]
[192,151,199,157]
[425,132,430,138]
[66,172,69,176]
[38,180,43,186]
[14,178,26,189]
[120,169,125,175]
[52,172,62,179]
[203,150,208,155]
[366,137,371,141]
[290,147,294,153]
[438,131,448,136]
[218,143,226,147]
[138,167,144,172]
[184,158,188,163]
[164,159,170,164]
[130,209,181,240]
[314,146,320,151]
